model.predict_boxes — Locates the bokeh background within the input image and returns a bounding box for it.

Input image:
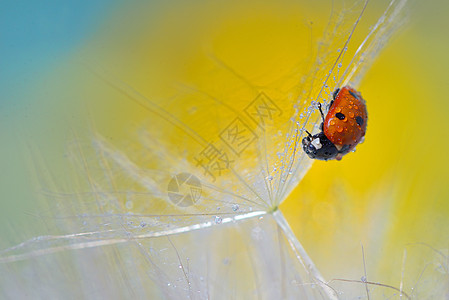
[1,0,448,297]
[283,0,449,290]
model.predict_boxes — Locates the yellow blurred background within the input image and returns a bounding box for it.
[283,0,449,290]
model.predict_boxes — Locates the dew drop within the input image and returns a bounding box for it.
[348,111,354,118]
[336,126,343,133]
[266,175,274,181]
[361,276,367,282]
[338,63,342,68]
[330,120,336,126]
[335,107,341,113]
[232,204,239,211]
[214,216,223,224]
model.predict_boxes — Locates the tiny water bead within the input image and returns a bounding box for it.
[125,200,133,209]
[232,204,239,211]
[214,216,222,224]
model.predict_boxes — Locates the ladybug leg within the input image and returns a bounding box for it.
[318,103,325,122]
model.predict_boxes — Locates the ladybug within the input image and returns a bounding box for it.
[302,86,368,161]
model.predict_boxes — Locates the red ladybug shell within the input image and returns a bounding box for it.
[323,86,367,151]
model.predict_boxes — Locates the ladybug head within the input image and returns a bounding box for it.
[302,131,339,161]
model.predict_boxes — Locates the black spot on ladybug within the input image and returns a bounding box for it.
[349,90,360,100]
[356,116,364,126]
[335,112,345,120]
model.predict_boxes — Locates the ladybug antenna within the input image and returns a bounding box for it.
[318,103,325,122]
[305,130,313,137]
